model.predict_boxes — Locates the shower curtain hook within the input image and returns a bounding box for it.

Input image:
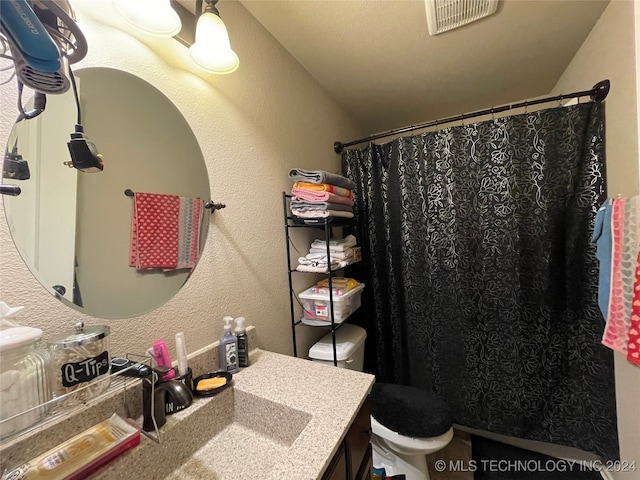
[558,95,564,107]
[524,101,529,114]
[460,113,465,126]
[491,107,495,120]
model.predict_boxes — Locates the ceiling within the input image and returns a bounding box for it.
[239,0,609,136]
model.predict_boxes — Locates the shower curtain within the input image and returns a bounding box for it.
[342,102,619,460]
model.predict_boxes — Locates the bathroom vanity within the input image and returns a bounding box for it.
[322,397,372,480]
[0,345,375,479]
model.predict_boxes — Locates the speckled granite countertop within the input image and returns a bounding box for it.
[93,348,375,480]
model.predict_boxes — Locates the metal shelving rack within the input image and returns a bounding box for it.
[282,192,360,367]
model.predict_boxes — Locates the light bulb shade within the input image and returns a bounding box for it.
[114,0,181,37]
[189,12,239,74]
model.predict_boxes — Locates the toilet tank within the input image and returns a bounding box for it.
[308,324,367,371]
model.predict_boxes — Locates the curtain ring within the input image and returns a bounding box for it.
[491,107,495,120]
[460,114,465,126]
[558,95,564,107]
[524,101,529,114]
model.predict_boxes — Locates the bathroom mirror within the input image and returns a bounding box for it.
[2,67,210,319]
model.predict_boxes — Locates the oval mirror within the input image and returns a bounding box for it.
[2,67,210,319]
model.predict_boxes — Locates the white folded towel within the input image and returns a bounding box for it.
[311,234,357,252]
[305,248,353,260]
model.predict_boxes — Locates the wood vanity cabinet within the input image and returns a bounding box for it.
[323,398,372,480]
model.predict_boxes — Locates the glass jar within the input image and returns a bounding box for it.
[0,326,51,439]
[47,322,111,407]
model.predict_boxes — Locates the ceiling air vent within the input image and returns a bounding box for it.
[425,0,498,35]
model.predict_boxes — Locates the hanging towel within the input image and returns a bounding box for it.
[627,251,640,366]
[592,199,613,320]
[292,181,353,198]
[176,197,204,270]
[129,192,203,271]
[289,168,356,190]
[602,196,640,354]
[291,188,354,207]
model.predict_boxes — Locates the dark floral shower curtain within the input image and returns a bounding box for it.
[342,102,619,460]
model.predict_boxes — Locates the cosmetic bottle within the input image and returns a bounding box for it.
[218,316,239,373]
[235,317,249,367]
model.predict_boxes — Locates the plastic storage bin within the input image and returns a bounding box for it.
[299,283,365,325]
[308,324,367,371]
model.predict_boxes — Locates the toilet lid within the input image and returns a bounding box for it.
[369,382,453,437]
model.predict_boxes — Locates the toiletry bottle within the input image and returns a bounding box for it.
[235,317,249,367]
[218,316,239,373]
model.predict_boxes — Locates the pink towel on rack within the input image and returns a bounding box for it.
[130,192,181,269]
[291,188,354,207]
[129,193,203,271]
[602,196,640,354]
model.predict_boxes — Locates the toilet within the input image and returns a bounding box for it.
[308,326,454,480]
[369,383,454,480]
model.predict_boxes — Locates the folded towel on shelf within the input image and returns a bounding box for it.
[296,263,349,273]
[292,181,352,198]
[303,250,354,264]
[308,248,353,260]
[292,188,354,206]
[290,200,353,213]
[289,168,356,190]
[311,234,357,251]
[129,192,203,271]
[298,256,345,268]
[291,208,354,219]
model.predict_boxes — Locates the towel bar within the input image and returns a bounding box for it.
[124,189,225,213]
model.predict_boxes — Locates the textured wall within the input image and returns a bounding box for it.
[0,0,363,361]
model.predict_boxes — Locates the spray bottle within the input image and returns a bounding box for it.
[235,317,249,367]
[218,316,239,373]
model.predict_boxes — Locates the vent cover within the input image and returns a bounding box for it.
[425,0,498,35]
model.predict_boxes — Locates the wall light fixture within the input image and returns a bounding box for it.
[113,0,239,74]
[114,0,182,37]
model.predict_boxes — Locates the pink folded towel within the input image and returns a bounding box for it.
[292,188,354,207]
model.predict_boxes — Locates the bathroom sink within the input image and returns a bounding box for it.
[82,349,374,480]
[162,387,313,479]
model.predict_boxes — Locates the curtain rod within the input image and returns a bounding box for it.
[333,79,610,154]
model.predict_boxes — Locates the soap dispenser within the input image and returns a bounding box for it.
[234,317,249,367]
[218,316,239,374]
